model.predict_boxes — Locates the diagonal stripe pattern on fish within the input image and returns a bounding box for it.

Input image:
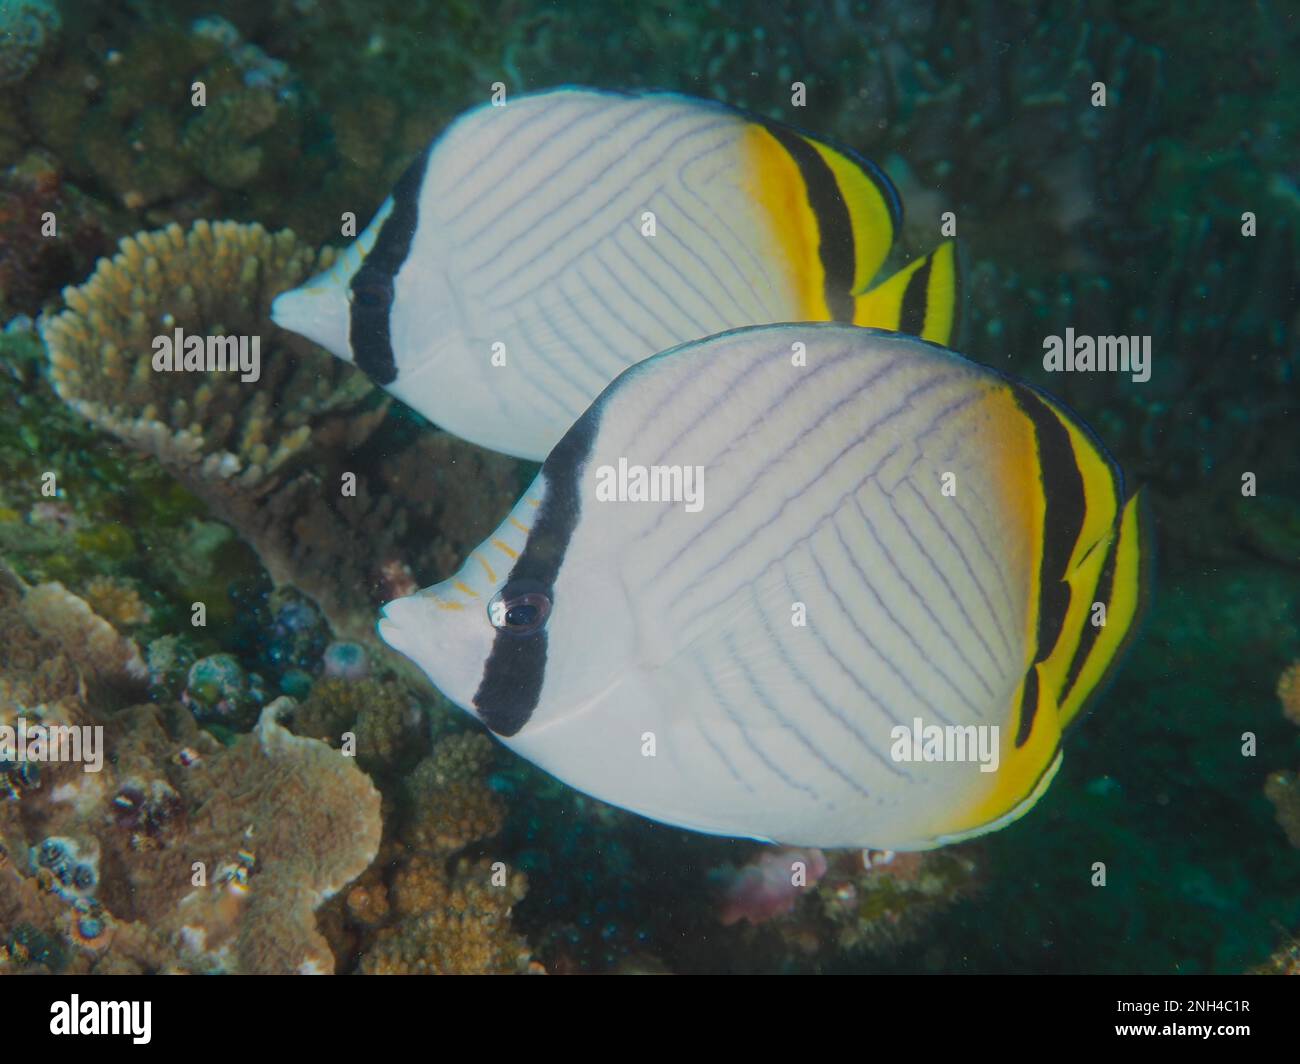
[378,324,1146,851]
[272,87,959,461]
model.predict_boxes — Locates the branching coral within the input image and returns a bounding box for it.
[40,220,379,636]
[308,721,531,975]
[42,220,375,487]
[1278,661,1300,728]
[13,17,304,222]
[290,675,428,778]
[80,575,151,629]
[357,857,530,975]
[401,733,509,856]
[40,219,521,642]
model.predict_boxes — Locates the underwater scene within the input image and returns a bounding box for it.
[0,0,1298,981]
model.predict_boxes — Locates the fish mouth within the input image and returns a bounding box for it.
[269,285,352,362]
[376,597,427,661]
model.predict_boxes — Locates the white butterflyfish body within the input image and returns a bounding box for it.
[272,87,960,460]
[379,324,1147,851]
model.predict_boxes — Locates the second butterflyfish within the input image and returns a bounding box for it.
[379,324,1147,851]
[272,87,959,461]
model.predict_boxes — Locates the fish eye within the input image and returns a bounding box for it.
[488,581,552,636]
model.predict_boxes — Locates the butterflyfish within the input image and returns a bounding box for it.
[378,323,1146,850]
[272,88,959,460]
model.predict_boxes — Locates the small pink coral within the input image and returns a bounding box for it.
[715,846,828,927]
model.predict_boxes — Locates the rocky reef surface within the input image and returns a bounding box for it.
[1,1,1298,974]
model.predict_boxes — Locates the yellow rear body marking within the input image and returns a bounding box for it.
[939,665,1063,840]
[805,138,894,291]
[1057,491,1146,730]
[741,124,828,319]
[852,257,918,331]
[852,241,959,346]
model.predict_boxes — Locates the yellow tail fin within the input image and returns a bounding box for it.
[1055,489,1148,731]
[853,240,960,346]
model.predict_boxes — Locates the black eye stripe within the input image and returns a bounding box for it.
[347,144,432,386]
[472,409,602,737]
[351,277,393,308]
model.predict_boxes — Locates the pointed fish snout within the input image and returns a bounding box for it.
[270,285,351,361]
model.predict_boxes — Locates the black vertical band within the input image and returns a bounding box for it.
[1015,666,1040,749]
[348,145,432,385]
[899,254,933,338]
[472,407,601,737]
[1058,534,1119,707]
[1011,383,1086,664]
[757,121,856,322]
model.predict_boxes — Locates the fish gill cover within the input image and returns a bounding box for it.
[0,0,1295,983]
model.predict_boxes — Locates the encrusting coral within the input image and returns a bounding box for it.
[0,565,384,974]
[13,574,148,699]
[274,673,534,973]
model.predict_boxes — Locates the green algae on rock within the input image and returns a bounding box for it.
[0,0,60,88]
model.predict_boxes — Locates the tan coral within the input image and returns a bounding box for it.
[345,878,391,928]
[182,88,279,190]
[1265,663,1300,849]
[81,575,152,629]
[323,726,526,973]
[41,220,375,489]
[38,218,521,644]
[359,858,530,975]
[0,688,383,975]
[160,696,383,973]
[403,733,507,857]
[1278,661,1300,727]
[0,579,83,707]
[1264,772,1300,850]
[20,579,147,690]
[290,676,427,777]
